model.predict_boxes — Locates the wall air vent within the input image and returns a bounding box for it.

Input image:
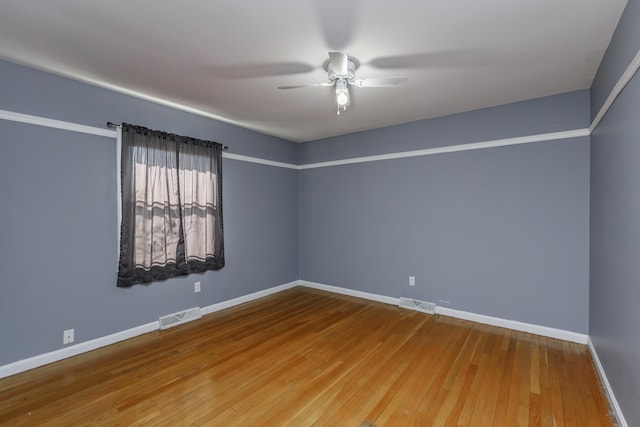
[159,307,202,330]
[398,297,436,314]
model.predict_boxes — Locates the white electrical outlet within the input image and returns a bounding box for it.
[409,276,415,286]
[63,329,74,344]
[194,281,201,293]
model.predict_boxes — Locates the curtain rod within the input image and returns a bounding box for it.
[107,122,229,150]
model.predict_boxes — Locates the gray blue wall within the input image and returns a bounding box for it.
[590,1,640,425]
[299,92,591,334]
[0,59,299,365]
[0,56,594,368]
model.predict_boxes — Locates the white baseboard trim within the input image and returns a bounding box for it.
[200,280,299,315]
[298,281,588,344]
[436,306,588,344]
[0,280,591,379]
[0,280,300,379]
[0,322,158,379]
[300,280,399,305]
[588,337,628,427]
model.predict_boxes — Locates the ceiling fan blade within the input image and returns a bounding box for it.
[351,77,408,88]
[369,50,507,70]
[315,0,355,51]
[209,62,316,79]
[277,82,333,89]
[329,51,348,75]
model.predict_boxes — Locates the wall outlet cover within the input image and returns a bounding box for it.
[63,329,74,344]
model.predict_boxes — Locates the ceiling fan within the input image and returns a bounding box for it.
[277,51,408,114]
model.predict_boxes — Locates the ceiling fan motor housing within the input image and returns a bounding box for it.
[325,57,359,82]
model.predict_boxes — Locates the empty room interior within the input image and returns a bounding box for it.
[0,1,639,425]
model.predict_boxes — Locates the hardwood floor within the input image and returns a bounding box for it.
[0,287,613,426]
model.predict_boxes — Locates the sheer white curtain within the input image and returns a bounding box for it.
[117,123,224,287]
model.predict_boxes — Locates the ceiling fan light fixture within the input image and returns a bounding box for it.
[335,79,349,107]
[336,90,349,106]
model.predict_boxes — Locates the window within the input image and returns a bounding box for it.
[117,123,224,287]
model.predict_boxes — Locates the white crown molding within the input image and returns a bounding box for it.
[590,48,640,133]
[299,129,590,170]
[588,337,629,427]
[298,281,588,344]
[0,108,591,172]
[0,109,298,170]
[221,152,299,170]
[0,109,116,138]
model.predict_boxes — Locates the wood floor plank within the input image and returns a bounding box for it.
[447,331,493,426]
[472,328,511,426]
[538,337,554,427]
[491,331,518,426]
[0,287,615,426]
[529,335,542,427]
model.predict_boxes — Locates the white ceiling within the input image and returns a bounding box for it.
[0,0,628,142]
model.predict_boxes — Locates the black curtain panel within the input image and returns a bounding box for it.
[117,123,224,287]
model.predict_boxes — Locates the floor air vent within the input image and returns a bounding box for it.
[159,307,202,330]
[398,297,436,314]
